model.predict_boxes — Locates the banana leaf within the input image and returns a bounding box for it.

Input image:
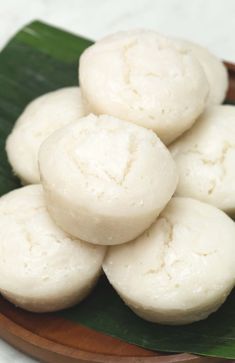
[0,20,234,360]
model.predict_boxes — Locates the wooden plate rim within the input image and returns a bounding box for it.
[225,61,235,72]
[0,308,201,363]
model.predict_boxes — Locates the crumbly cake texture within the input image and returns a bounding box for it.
[39,114,178,245]
[79,30,209,144]
[175,39,228,105]
[170,106,235,215]
[6,87,88,184]
[0,185,106,312]
[103,197,235,325]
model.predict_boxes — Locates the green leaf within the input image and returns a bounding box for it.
[0,20,234,360]
[60,276,235,360]
[0,21,92,194]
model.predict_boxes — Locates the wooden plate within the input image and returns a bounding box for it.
[0,62,234,363]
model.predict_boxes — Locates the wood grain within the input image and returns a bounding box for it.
[0,62,234,363]
[225,61,235,102]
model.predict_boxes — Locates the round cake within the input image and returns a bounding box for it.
[6,87,88,184]
[103,197,235,325]
[170,105,235,216]
[0,185,106,312]
[39,114,178,245]
[79,30,209,144]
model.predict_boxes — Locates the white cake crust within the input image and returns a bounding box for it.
[0,185,106,312]
[79,30,209,144]
[6,87,87,184]
[175,39,228,105]
[39,114,178,245]
[170,105,235,215]
[103,197,235,325]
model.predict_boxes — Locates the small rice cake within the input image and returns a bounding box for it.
[6,87,87,185]
[170,106,235,216]
[0,185,106,313]
[39,114,178,245]
[175,39,228,105]
[103,197,235,325]
[79,30,209,145]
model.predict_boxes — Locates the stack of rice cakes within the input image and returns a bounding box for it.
[2,29,235,326]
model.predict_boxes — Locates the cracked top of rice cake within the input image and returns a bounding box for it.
[170,106,235,215]
[79,29,209,144]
